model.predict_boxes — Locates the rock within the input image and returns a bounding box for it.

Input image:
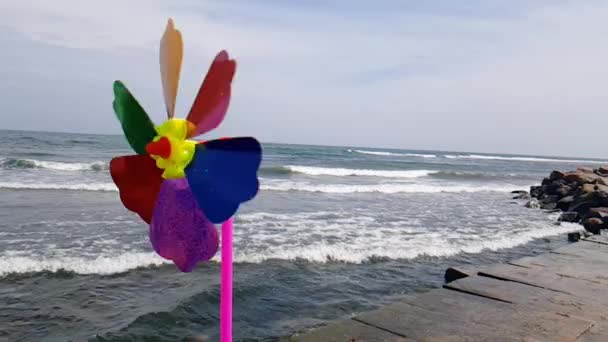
[558,211,579,222]
[541,202,557,210]
[511,190,528,194]
[513,193,531,200]
[555,185,573,197]
[525,199,541,209]
[540,195,559,205]
[568,232,581,242]
[583,217,605,235]
[577,167,594,173]
[541,177,552,186]
[444,266,474,283]
[530,186,543,198]
[581,183,608,194]
[549,170,566,181]
[584,207,608,221]
[582,183,597,194]
[544,181,567,196]
[563,171,607,186]
[568,192,602,215]
[556,196,574,211]
[598,165,608,175]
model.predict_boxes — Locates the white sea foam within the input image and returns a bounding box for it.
[0,179,523,194]
[0,222,581,274]
[260,181,520,194]
[348,149,436,158]
[444,154,608,164]
[0,252,171,276]
[0,182,117,192]
[285,166,435,178]
[0,158,107,171]
[232,223,580,263]
[0,209,582,275]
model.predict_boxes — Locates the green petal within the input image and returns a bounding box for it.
[112,81,157,154]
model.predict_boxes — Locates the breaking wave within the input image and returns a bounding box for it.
[0,158,107,171]
[260,181,521,194]
[347,149,436,158]
[444,154,607,164]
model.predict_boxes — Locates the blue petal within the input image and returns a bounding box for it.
[185,137,262,223]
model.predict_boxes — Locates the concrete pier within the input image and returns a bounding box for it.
[291,235,608,341]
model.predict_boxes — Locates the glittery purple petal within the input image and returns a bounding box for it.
[150,178,219,272]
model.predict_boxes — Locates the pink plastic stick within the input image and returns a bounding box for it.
[221,217,234,342]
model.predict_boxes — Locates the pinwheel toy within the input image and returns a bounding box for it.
[109,19,261,341]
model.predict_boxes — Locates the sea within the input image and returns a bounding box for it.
[0,129,602,341]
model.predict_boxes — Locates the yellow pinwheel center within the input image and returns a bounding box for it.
[146,119,196,179]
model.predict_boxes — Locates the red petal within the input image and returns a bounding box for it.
[186,50,236,137]
[110,155,163,223]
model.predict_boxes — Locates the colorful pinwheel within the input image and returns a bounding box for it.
[109,19,261,274]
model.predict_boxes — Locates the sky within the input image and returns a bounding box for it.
[1,0,608,158]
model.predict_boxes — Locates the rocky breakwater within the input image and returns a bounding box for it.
[526,166,608,234]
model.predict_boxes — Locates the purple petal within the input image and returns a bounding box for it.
[150,178,219,272]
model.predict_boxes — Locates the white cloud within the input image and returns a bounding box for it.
[1,0,608,157]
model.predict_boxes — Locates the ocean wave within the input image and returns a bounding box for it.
[0,182,117,192]
[348,149,436,158]
[444,154,608,164]
[279,166,435,178]
[260,181,521,194]
[0,177,522,194]
[0,222,581,275]
[0,252,170,277]
[430,170,529,180]
[0,158,107,171]
[233,223,580,263]
[259,166,295,176]
[262,166,527,181]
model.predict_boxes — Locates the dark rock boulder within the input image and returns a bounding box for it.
[558,212,579,222]
[511,190,528,194]
[584,207,608,222]
[540,195,560,204]
[530,186,543,198]
[541,202,557,210]
[556,196,574,211]
[568,232,581,242]
[597,165,608,176]
[568,192,602,215]
[444,266,474,283]
[544,181,567,196]
[549,170,565,181]
[555,185,573,197]
[583,217,605,235]
[529,167,608,230]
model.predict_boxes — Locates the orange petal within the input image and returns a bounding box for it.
[160,18,183,118]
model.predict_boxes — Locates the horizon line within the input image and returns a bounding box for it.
[2,128,607,162]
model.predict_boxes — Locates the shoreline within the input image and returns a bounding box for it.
[291,232,604,341]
